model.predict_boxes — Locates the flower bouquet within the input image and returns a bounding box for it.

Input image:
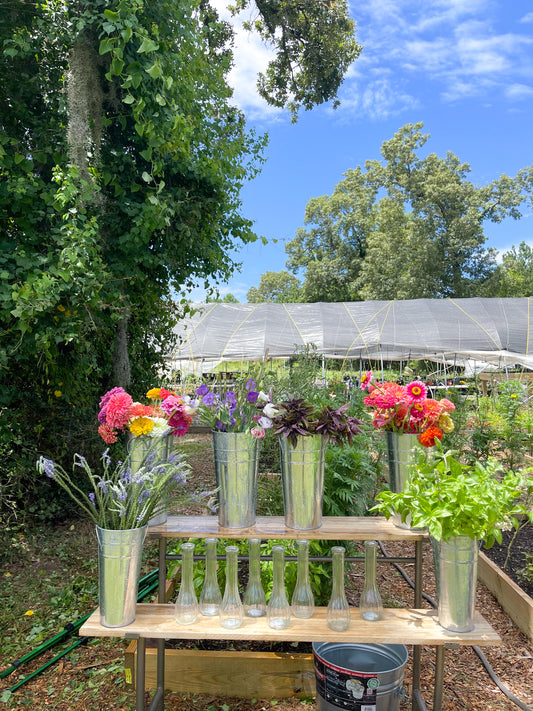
[360,371,455,447]
[98,386,198,444]
[194,376,275,528]
[195,377,274,438]
[37,448,205,627]
[37,448,191,531]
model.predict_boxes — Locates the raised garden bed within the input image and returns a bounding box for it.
[479,523,533,640]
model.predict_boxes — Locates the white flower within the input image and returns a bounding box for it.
[257,390,270,402]
[258,416,273,429]
[148,417,171,436]
[263,403,279,418]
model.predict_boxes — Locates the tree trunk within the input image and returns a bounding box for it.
[113,315,131,387]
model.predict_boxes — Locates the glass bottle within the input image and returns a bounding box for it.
[199,538,222,616]
[267,545,291,629]
[327,546,350,631]
[219,545,243,629]
[360,540,383,621]
[243,538,266,617]
[291,539,314,618]
[174,542,198,625]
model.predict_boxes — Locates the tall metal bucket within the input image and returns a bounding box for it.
[279,435,326,530]
[96,525,147,628]
[434,535,478,632]
[313,642,408,711]
[213,431,260,529]
[385,432,423,529]
[127,434,172,525]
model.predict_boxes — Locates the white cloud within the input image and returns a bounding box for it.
[520,12,533,24]
[505,83,533,100]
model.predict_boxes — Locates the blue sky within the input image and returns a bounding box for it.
[187,0,533,301]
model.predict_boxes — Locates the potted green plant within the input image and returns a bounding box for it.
[270,397,363,530]
[373,444,533,632]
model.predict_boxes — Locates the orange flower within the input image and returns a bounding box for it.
[418,425,443,447]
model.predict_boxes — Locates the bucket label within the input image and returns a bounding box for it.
[315,657,379,710]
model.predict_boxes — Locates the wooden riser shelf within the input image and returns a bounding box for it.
[147,515,428,541]
[81,604,500,647]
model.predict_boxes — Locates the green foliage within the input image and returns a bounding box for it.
[285,122,533,301]
[235,0,361,119]
[467,382,532,468]
[247,271,303,303]
[373,443,533,546]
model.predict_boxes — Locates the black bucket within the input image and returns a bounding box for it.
[313,642,408,711]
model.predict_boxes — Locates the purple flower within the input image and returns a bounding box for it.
[138,490,150,503]
[40,458,56,479]
[88,493,96,506]
[196,383,209,397]
[225,391,237,404]
[97,480,108,494]
[203,391,215,406]
[245,378,256,392]
[246,391,259,403]
[215,419,227,431]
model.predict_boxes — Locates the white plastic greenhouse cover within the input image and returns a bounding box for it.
[168,298,533,372]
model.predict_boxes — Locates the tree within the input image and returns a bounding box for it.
[247,271,302,302]
[286,123,533,301]
[0,0,359,519]
[484,242,533,297]
[236,0,361,120]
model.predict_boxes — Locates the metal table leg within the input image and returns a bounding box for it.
[136,637,146,711]
[433,646,445,711]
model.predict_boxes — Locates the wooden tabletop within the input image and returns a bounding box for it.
[80,604,500,647]
[147,516,429,541]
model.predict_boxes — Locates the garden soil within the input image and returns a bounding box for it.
[2,433,532,711]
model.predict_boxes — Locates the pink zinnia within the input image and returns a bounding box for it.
[405,380,427,402]
[98,386,126,424]
[161,394,182,416]
[168,409,192,436]
[439,398,455,413]
[105,392,133,429]
[98,423,117,444]
[360,370,373,391]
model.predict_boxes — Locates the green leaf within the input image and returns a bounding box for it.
[141,171,152,183]
[140,148,152,161]
[146,62,162,79]
[122,94,135,105]
[104,9,119,19]
[137,37,159,54]
[99,38,114,55]
[110,57,124,76]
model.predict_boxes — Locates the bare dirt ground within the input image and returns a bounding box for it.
[2,432,532,711]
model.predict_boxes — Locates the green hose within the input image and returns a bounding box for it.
[2,569,160,691]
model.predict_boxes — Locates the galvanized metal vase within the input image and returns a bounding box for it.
[433,535,478,632]
[385,431,423,529]
[279,434,326,530]
[96,525,147,628]
[127,433,172,525]
[212,431,260,529]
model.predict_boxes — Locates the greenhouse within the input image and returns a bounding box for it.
[168,297,533,374]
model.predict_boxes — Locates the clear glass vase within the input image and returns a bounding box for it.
[267,545,291,629]
[199,538,222,616]
[327,546,350,631]
[174,542,198,625]
[243,538,266,617]
[219,545,244,629]
[291,539,315,618]
[360,540,383,621]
